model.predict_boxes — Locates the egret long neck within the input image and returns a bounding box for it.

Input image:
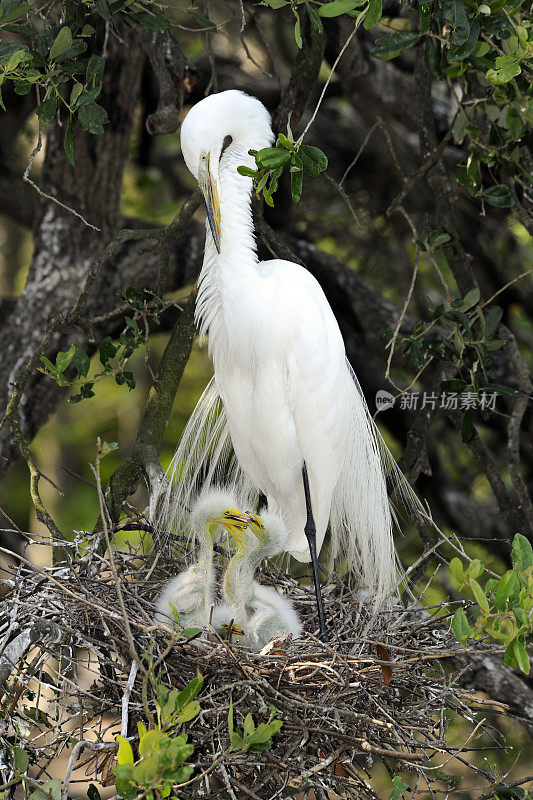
[195,140,268,345]
[195,525,214,573]
[224,540,268,604]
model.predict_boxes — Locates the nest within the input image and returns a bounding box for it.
[0,528,507,799]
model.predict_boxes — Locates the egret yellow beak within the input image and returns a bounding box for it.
[246,513,267,544]
[198,153,221,253]
[220,621,245,640]
[214,509,250,543]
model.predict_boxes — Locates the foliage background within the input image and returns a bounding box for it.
[0,0,533,796]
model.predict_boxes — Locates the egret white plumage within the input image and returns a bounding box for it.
[154,489,250,630]
[212,510,302,648]
[151,90,420,641]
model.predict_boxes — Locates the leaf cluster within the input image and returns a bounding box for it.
[227,697,283,752]
[0,0,173,164]
[38,286,167,402]
[381,283,520,434]
[258,0,385,48]
[114,674,204,799]
[238,115,328,205]
[450,533,533,674]
[371,0,532,207]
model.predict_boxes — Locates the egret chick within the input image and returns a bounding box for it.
[154,490,249,631]
[214,511,302,649]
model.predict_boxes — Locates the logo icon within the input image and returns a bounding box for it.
[375,390,395,411]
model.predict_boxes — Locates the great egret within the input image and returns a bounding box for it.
[154,489,250,631]
[212,510,302,648]
[151,90,419,641]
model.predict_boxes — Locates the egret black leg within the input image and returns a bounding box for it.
[257,492,268,514]
[302,463,329,642]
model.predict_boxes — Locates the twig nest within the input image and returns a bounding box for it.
[0,540,503,799]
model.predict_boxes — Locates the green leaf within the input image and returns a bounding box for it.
[86,54,105,78]
[237,166,261,177]
[255,147,291,169]
[483,184,514,207]
[318,0,359,16]
[115,775,136,800]
[486,56,521,85]
[448,20,479,60]
[14,746,29,773]
[389,776,409,800]
[69,83,83,107]
[466,559,484,580]
[95,0,112,20]
[364,0,382,29]
[299,145,328,175]
[278,132,294,150]
[250,720,283,745]
[306,2,324,33]
[460,288,480,310]
[243,713,255,737]
[425,37,441,77]
[64,117,74,167]
[4,48,29,71]
[442,0,470,45]
[71,344,89,376]
[99,337,119,364]
[291,168,303,202]
[494,570,520,610]
[36,96,60,122]
[186,10,216,30]
[56,344,75,373]
[177,675,204,708]
[372,31,420,60]
[50,27,73,61]
[449,557,465,585]
[177,700,200,723]
[512,533,533,572]
[512,638,530,674]
[116,735,134,766]
[428,230,451,248]
[28,779,61,800]
[470,578,489,612]
[75,87,101,110]
[485,306,503,339]
[77,102,109,135]
[451,607,471,644]
[294,16,302,48]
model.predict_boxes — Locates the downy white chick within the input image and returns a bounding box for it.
[154,489,249,631]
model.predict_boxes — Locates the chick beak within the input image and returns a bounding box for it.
[198,153,221,253]
[216,510,249,546]
[245,513,266,543]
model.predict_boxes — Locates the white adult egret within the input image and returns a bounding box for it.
[212,510,302,649]
[154,489,250,630]
[151,90,419,641]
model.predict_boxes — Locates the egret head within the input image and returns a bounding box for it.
[248,511,288,560]
[224,509,288,561]
[180,90,273,254]
[189,489,250,542]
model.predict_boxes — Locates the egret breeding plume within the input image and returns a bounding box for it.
[212,510,302,649]
[154,489,250,631]
[151,90,419,641]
